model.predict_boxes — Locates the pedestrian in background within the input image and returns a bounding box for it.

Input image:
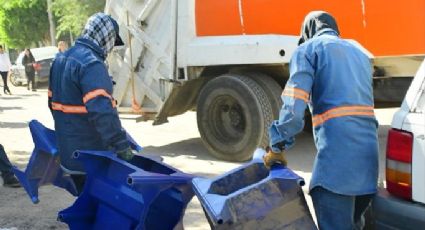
[58,41,68,53]
[22,48,36,91]
[264,11,379,229]
[0,144,20,188]
[0,45,12,95]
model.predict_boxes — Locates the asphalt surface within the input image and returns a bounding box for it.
[0,83,395,229]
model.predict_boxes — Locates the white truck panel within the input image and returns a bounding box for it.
[106,0,176,115]
[183,35,298,67]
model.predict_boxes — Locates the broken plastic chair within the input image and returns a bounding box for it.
[12,119,147,204]
[192,148,317,230]
[12,120,79,204]
[58,150,194,230]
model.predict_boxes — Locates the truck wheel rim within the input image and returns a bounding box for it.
[209,95,246,144]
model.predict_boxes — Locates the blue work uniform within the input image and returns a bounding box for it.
[269,30,379,195]
[48,38,129,172]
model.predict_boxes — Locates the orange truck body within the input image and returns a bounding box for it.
[195,0,425,57]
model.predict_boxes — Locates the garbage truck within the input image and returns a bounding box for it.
[105,0,425,161]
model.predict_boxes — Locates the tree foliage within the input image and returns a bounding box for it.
[0,0,49,49]
[52,0,105,38]
[0,0,105,48]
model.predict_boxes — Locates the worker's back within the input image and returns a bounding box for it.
[310,33,374,113]
[48,39,111,171]
[304,31,379,195]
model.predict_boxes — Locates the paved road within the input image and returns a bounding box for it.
[0,84,396,229]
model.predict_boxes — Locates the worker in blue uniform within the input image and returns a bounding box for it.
[263,11,379,229]
[48,13,133,175]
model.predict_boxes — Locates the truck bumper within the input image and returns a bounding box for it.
[371,188,425,230]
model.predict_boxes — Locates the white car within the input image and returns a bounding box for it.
[370,59,425,229]
[9,46,58,86]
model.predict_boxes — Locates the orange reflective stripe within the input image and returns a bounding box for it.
[313,105,374,127]
[83,89,112,104]
[51,102,88,114]
[48,90,52,98]
[282,87,310,103]
[83,89,116,108]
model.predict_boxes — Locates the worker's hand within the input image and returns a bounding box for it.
[263,146,287,169]
[116,147,134,161]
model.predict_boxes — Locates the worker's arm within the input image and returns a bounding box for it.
[269,46,314,152]
[79,61,130,153]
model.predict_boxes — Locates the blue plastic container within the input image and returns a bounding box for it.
[192,148,317,230]
[12,120,79,204]
[58,150,194,230]
[13,120,147,204]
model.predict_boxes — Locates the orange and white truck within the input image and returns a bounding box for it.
[105,0,425,161]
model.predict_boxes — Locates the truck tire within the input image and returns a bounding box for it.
[197,74,273,161]
[245,72,283,119]
[246,72,314,133]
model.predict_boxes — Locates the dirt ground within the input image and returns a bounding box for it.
[0,83,395,229]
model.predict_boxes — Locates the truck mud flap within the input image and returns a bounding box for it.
[192,148,317,230]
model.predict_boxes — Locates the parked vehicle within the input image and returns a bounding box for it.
[369,59,425,229]
[106,0,425,161]
[9,46,58,86]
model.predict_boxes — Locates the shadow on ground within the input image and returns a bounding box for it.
[0,121,28,129]
[0,106,24,111]
[142,138,214,161]
[0,96,23,100]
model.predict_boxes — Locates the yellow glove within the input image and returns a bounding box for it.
[263,147,287,169]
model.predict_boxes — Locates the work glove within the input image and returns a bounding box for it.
[116,147,134,161]
[263,146,287,169]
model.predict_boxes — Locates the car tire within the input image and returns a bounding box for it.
[9,72,20,86]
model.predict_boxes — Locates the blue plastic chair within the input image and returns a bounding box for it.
[192,148,317,230]
[58,150,194,230]
[12,120,79,204]
[13,120,148,204]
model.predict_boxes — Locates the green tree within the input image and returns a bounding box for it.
[0,0,50,49]
[52,0,105,39]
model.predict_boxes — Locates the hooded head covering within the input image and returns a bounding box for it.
[81,13,124,56]
[298,11,340,46]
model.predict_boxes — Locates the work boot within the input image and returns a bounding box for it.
[2,173,21,188]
